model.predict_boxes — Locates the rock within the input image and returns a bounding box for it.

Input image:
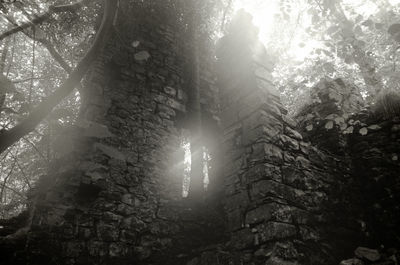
[339,258,364,265]
[285,126,303,140]
[354,247,381,262]
[279,135,300,150]
[245,204,273,224]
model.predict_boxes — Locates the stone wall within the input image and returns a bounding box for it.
[296,77,400,259]
[185,13,361,265]
[23,4,223,265]
[347,113,400,249]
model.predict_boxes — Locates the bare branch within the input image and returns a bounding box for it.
[0,0,118,154]
[22,136,46,160]
[220,0,233,33]
[0,0,88,41]
[12,76,56,84]
[10,152,31,189]
[3,5,73,74]
[1,184,26,199]
[0,159,16,202]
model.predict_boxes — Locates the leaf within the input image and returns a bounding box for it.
[355,40,366,48]
[12,91,25,102]
[334,117,345,124]
[323,62,335,74]
[298,42,306,48]
[312,14,320,25]
[375,23,383,30]
[344,56,354,64]
[355,15,363,23]
[342,27,353,38]
[134,51,150,61]
[362,19,374,28]
[306,124,313,131]
[359,127,368,135]
[328,91,342,101]
[367,124,381,130]
[325,114,337,120]
[306,114,314,120]
[326,25,340,35]
[343,126,354,134]
[325,120,334,130]
[340,123,347,130]
[1,107,18,114]
[131,40,140,47]
[354,25,362,35]
[34,28,46,40]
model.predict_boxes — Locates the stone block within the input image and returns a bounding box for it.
[264,143,284,164]
[256,77,279,98]
[279,135,300,150]
[163,86,176,96]
[231,228,255,249]
[295,156,311,169]
[222,157,243,178]
[227,209,243,231]
[354,247,380,262]
[250,180,286,201]
[242,163,281,183]
[266,257,299,265]
[255,222,297,242]
[96,224,119,241]
[245,204,274,224]
[254,66,273,83]
[282,166,321,190]
[220,105,238,128]
[225,191,249,211]
[238,91,269,120]
[285,126,303,140]
[339,259,363,265]
[250,143,283,164]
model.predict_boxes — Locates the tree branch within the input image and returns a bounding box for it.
[12,76,56,84]
[4,4,73,74]
[0,0,88,42]
[0,0,118,154]
[0,159,16,202]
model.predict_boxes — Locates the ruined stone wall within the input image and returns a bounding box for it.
[24,4,222,264]
[347,113,400,249]
[182,15,361,265]
[296,77,400,258]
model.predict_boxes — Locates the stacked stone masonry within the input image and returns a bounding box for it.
[19,5,224,265]
[209,21,360,265]
[0,7,399,265]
